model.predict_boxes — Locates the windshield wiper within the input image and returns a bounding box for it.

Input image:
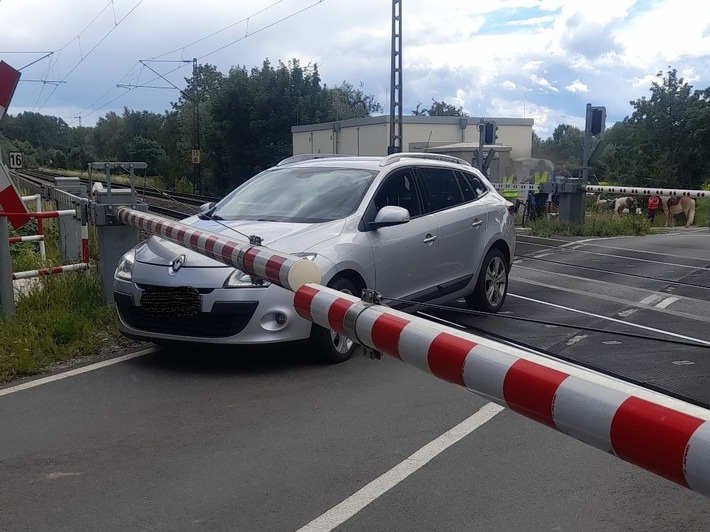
[196,212,256,244]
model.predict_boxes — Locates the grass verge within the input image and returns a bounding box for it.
[1,205,136,385]
[0,271,130,383]
[527,198,709,237]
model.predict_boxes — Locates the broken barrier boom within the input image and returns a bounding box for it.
[118,208,710,496]
[293,283,710,497]
[115,207,321,292]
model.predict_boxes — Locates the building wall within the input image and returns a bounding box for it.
[292,115,534,160]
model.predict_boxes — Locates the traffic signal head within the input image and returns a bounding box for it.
[484,121,498,144]
[590,106,606,135]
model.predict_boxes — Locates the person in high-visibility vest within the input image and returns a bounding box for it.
[523,159,551,219]
[500,165,519,207]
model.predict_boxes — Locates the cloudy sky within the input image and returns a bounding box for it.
[1,0,709,139]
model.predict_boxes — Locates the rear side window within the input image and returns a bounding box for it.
[456,172,477,202]
[418,168,465,212]
[460,172,489,198]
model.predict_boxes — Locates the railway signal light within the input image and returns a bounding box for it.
[589,106,606,135]
[484,121,498,144]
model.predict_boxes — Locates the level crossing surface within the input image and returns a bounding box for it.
[1,229,710,531]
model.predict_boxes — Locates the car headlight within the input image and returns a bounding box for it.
[115,249,136,281]
[223,268,271,288]
[295,253,318,261]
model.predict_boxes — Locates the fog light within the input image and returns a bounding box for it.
[275,312,287,325]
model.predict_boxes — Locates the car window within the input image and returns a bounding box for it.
[418,167,465,212]
[373,172,421,217]
[456,172,476,202]
[460,172,489,199]
[212,166,376,223]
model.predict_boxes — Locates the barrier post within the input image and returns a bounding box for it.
[34,194,46,261]
[0,216,15,317]
[91,185,147,304]
[51,177,87,262]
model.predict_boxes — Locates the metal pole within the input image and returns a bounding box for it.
[192,58,199,193]
[0,217,16,318]
[582,103,591,185]
[477,120,484,172]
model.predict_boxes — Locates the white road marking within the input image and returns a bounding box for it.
[565,240,709,262]
[508,293,710,347]
[672,360,696,366]
[656,296,680,309]
[511,275,708,324]
[0,347,158,397]
[534,253,552,259]
[617,309,638,318]
[639,294,662,306]
[602,341,622,345]
[296,402,505,532]
[566,335,588,346]
[518,240,710,271]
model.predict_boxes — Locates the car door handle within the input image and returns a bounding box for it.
[471,219,483,227]
[422,234,437,243]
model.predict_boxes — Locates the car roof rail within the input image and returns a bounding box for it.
[379,152,472,167]
[276,153,351,166]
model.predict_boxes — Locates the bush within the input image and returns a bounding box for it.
[0,272,120,383]
[529,210,652,237]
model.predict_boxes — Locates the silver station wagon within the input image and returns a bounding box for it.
[114,153,516,363]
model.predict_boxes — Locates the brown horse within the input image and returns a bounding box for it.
[660,196,696,227]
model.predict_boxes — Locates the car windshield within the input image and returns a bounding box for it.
[212,166,377,223]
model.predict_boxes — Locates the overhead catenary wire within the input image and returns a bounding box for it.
[37,0,145,113]
[62,0,327,125]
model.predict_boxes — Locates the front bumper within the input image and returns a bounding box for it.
[113,276,313,346]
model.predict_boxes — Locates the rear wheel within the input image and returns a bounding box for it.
[465,248,508,313]
[308,277,358,364]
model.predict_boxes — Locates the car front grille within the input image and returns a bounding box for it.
[115,292,259,338]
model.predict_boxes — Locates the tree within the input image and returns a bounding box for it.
[624,68,702,187]
[411,99,466,117]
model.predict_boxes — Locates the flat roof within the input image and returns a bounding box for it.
[292,115,534,133]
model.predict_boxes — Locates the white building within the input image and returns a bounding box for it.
[291,115,535,182]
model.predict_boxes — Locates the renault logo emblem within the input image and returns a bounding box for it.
[170,254,186,274]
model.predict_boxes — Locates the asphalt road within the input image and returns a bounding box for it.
[2,227,710,531]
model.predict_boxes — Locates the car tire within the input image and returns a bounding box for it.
[465,248,508,313]
[308,277,359,364]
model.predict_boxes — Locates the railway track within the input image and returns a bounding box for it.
[13,169,222,220]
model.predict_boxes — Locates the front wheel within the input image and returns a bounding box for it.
[465,248,508,313]
[308,277,358,364]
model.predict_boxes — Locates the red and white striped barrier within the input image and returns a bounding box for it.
[116,207,321,291]
[21,194,47,261]
[585,185,708,198]
[12,263,89,280]
[2,206,90,281]
[0,164,30,230]
[9,235,44,244]
[0,60,20,124]
[293,283,710,497]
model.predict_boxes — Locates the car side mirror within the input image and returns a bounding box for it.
[198,202,216,215]
[367,205,410,230]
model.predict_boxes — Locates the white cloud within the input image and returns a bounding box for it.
[531,74,559,92]
[1,0,710,139]
[565,79,589,93]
